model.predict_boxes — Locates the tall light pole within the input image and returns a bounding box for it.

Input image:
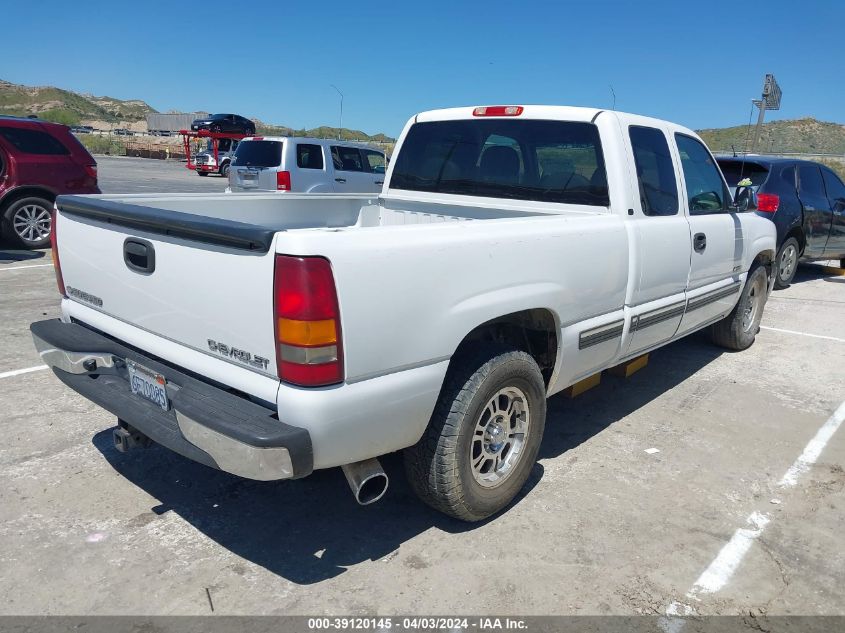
[330,84,343,140]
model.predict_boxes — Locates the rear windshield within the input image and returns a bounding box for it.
[232,140,283,167]
[389,119,609,206]
[716,159,770,188]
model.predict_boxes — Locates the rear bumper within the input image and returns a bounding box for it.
[30,319,312,481]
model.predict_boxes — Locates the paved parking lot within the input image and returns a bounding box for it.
[0,157,843,616]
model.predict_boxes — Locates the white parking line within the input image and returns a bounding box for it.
[760,325,845,344]
[779,399,845,487]
[666,399,845,617]
[0,365,48,379]
[0,264,53,272]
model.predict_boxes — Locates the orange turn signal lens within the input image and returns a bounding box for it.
[277,318,337,346]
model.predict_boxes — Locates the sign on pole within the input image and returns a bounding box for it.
[752,74,782,152]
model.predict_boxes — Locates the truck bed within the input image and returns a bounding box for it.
[66,192,596,245]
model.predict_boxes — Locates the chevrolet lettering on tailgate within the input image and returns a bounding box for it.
[207,339,270,371]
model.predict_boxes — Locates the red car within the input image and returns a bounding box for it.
[0,116,100,249]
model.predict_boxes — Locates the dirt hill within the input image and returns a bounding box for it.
[0,79,394,143]
[698,117,845,155]
[0,79,157,127]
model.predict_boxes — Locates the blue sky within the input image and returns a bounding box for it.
[4,0,844,137]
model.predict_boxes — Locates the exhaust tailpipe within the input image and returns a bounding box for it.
[341,458,389,505]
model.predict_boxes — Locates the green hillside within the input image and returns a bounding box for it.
[0,79,157,125]
[255,122,393,144]
[0,79,394,143]
[698,117,845,155]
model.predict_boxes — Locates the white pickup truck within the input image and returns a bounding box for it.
[32,105,776,521]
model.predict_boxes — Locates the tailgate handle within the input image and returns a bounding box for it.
[124,238,156,274]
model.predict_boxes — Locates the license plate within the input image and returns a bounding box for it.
[127,360,169,411]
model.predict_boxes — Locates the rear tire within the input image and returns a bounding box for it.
[840,258,845,270]
[2,196,53,249]
[774,237,800,289]
[404,346,546,522]
[711,264,768,351]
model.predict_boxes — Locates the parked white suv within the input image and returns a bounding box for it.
[227,137,386,193]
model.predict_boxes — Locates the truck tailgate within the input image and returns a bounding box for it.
[55,197,279,378]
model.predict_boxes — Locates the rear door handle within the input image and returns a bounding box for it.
[375,180,384,186]
[693,232,707,252]
[335,178,346,183]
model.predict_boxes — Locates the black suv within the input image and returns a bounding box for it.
[191,113,256,136]
[717,157,845,288]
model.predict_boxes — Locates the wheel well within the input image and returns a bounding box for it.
[0,186,56,213]
[453,309,558,387]
[784,228,805,254]
[752,250,775,278]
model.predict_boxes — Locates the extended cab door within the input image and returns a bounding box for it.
[798,163,834,257]
[822,166,845,258]
[674,133,742,335]
[622,123,691,358]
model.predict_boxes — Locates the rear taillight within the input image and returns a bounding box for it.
[473,105,524,117]
[50,209,66,297]
[84,164,97,180]
[276,170,291,191]
[273,255,343,387]
[757,193,780,212]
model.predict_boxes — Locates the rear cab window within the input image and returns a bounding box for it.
[389,119,609,206]
[675,134,730,214]
[232,140,283,167]
[629,126,678,216]
[0,126,70,155]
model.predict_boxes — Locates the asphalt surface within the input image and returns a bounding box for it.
[0,156,843,618]
[97,156,230,194]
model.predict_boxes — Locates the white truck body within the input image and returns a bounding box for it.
[34,105,776,518]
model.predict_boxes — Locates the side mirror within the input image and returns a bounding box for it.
[732,179,754,212]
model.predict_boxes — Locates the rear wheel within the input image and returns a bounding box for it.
[404,346,546,521]
[711,263,768,351]
[840,258,845,270]
[774,237,800,289]
[2,196,53,249]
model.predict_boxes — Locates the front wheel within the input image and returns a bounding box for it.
[220,162,230,177]
[2,196,53,249]
[404,346,546,521]
[711,264,769,351]
[774,237,800,289]
[197,171,209,177]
